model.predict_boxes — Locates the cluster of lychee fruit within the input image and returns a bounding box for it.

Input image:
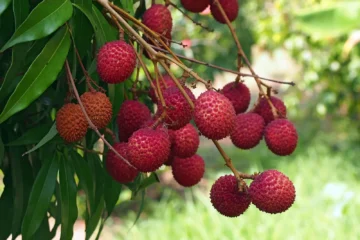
[55,2,298,218]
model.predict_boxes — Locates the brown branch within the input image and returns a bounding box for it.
[64,60,136,169]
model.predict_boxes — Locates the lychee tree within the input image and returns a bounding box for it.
[0,0,297,239]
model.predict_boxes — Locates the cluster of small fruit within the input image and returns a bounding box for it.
[55,1,297,218]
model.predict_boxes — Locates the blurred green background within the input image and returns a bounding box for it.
[101,0,360,239]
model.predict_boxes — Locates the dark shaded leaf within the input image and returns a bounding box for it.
[0,132,4,166]
[85,196,104,240]
[73,3,116,47]
[13,0,29,27]
[0,170,13,240]
[104,174,122,217]
[21,152,59,239]
[0,27,70,123]
[6,123,53,146]
[0,0,11,16]
[138,172,159,191]
[1,0,73,51]
[87,153,105,210]
[32,215,52,240]
[59,153,78,240]
[108,83,124,119]
[22,122,57,156]
[132,189,145,227]
[0,5,14,48]
[71,150,95,213]
[134,0,146,19]
[9,146,33,239]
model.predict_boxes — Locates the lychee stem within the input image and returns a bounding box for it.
[154,64,167,108]
[165,0,213,32]
[74,144,104,155]
[64,60,137,170]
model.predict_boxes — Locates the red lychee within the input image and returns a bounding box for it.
[128,128,171,172]
[230,113,265,149]
[148,74,176,102]
[249,169,295,214]
[171,123,200,158]
[264,119,298,156]
[210,0,239,24]
[157,86,196,130]
[172,154,205,187]
[221,81,251,114]
[181,0,210,13]
[254,96,287,124]
[80,91,113,129]
[210,175,251,217]
[194,90,236,140]
[56,103,87,143]
[106,143,138,183]
[142,4,172,36]
[97,40,137,84]
[117,100,151,142]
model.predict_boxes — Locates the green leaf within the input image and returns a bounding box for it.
[71,150,95,212]
[0,0,12,16]
[104,174,122,217]
[6,123,53,146]
[0,43,30,104]
[22,122,58,156]
[138,172,159,192]
[108,83,124,119]
[295,2,360,39]
[9,146,33,239]
[1,0,73,51]
[13,0,29,27]
[132,189,145,227]
[73,3,116,47]
[59,153,78,240]
[85,196,104,240]
[32,215,52,240]
[0,27,71,124]
[87,154,105,210]
[21,152,59,240]
[0,133,4,166]
[0,170,13,240]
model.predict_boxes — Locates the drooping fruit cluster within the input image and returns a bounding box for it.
[97,40,137,84]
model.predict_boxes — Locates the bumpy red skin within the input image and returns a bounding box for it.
[249,169,296,214]
[106,143,138,183]
[194,90,236,140]
[172,154,205,187]
[128,128,171,172]
[157,86,196,130]
[230,113,265,149]
[117,100,151,142]
[172,124,200,158]
[181,0,210,13]
[56,103,87,143]
[264,119,298,156]
[210,0,239,24]
[148,74,176,102]
[221,81,251,114]
[97,40,136,84]
[254,96,287,124]
[80,92,113,129]
[142,4,172,36]
[210,175,251,217]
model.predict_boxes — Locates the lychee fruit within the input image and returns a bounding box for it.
[171,123,200,158]
[97,40,137,84]
[210,0,239,24]
[264,119,298,156]
[172,154,205,187]
[142,4,172,37]
[148,74,176,102]
[249,169,295,214]
[194,90,236,140]
[80,91,113,129]
[254,96,287,124]
[181,0,210,13]
[210,175,251,217]
[230,113,265,149]
[128,128,171,172]
[157,86,196,130]
[221,81,251,114]
[117,100,151,142]
[106,143,139,183]
[56,103,88,143]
